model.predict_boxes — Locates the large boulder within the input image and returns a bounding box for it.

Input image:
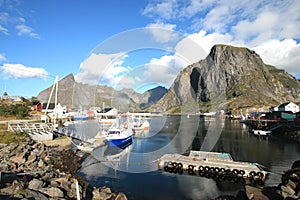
[28,178,44,190]
[39,186,65,198]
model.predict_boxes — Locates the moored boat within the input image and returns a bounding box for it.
[132,118,150,134]
[104,117,133,147]
[200,112,216,118]
[105,127,133,147]
[253,129,272,136]
[96,107,118,126]
[73,114,89,121]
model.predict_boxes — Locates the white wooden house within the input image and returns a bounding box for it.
[277,102,299,113]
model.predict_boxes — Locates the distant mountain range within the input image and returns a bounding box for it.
[37,74,167,111]
[38,44,300,113]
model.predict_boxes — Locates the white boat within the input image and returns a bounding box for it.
[253,129,272,136]
[98,117,116,126]
[200,112,216,117]
[96,107,118,126]
[132,118,150,134]
[105,119,133,147]
[73,113,89,121]
[105,128,133,147]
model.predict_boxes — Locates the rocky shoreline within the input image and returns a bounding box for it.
[0,137,127,200]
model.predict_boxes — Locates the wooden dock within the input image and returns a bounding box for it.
[158,151,269,186]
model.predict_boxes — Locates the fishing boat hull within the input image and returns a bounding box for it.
[74,116,89,121]
[107,135,133,147]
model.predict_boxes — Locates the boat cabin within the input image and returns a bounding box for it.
[108,130,121,135]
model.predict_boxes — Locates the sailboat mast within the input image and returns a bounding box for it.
[54,75,59,124]
[45,76,58,113]
[45,76,59,125]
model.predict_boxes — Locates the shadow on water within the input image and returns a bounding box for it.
[77,116,300,200]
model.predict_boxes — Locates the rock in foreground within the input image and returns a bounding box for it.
[0,137,127,200]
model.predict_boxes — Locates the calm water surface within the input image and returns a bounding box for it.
[75,116,300,200]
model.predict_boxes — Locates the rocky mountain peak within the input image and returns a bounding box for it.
[155,44,300,113]
[209,44,262,64]
[61,73,75,82]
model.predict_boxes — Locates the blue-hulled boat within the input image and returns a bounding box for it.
[105,128,133,146]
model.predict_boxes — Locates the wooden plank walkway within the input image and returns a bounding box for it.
[7,122,55,141]
[158,151,269,186]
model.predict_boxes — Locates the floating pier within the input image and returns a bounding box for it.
[158,151,269,186]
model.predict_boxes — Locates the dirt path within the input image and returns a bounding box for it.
[41,137,72,149]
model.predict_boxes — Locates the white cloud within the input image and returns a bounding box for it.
[76,52,129,86]
[232,11,279,44]
[143,0,300,41]
[0,24,8,35]
[201,4,233,33]
[175,30,236,63]
[0,12,9,34]
[16,24,40,39]
[191,31,237,52]
[196,0,267,34]
[0,3,41,38]
[143,0,178,20]
[0,12,9,24]
[144,56,180,85]
[181,0,217,18]
[19,17,26,23]
[115,76,136,89]
[0,54,6,62]
[145,22,178,43]
[254,39,300,76]
[1,63,48,79]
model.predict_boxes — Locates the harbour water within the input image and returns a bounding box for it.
[75,115,300,200]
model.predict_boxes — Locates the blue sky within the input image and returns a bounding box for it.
[0,0,300,98]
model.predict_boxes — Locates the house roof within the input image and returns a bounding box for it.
[278,102,294,108]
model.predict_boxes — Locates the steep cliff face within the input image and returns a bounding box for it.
[156,44,300,112]
[37,74,167,111]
